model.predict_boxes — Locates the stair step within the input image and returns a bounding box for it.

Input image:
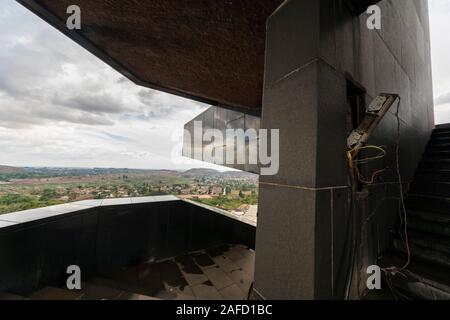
[431,136,450,143]
[418,159,450,171]
[429,137,450,146]
[29,287,84,300]
[432,130,450,138]
[426,142,450,151]
[411,181,450,197]
[393,238,450,268]
[379,253,450,299]
[423,150,450,160]
[408,210,450,224]
[406,230,450,254]
[433,125,450,133]
[408,215,450,238]
[406,194,450,214]
[415,170,450,182]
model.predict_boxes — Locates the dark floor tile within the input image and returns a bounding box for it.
[205,245,231,258]
[175,254,203,274]
[157,260,184,282]
[140,261,188,294]
[191,252,216,268]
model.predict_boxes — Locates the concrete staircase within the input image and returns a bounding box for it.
[381,126,450,300]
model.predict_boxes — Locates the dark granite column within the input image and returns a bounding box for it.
[253,0,351,299]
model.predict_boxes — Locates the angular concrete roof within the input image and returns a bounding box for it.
[17,0,380,112]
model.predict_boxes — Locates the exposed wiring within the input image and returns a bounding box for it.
[355,167,386,184]
[345,97,411,299]
[347,145,387,184]
[345,144,386,300]
[348,145,387,167]
[345,140,388,300]
[344,162,357,300]
[382,97,411,275]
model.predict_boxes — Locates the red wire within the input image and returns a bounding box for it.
[355,167,386,185]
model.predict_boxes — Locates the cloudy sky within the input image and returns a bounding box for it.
[0,1,449,169]
[0,0,221,170]
[430,0,450,123]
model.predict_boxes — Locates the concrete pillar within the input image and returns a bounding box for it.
[253,0,351,299]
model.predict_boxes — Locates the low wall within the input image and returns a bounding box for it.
[0,196,255,295]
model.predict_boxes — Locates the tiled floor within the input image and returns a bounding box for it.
[96,244,255,300]
[0,244,255,300]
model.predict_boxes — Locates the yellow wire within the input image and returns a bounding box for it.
[347,145,387,169]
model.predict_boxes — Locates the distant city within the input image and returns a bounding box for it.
[0,165,258,221]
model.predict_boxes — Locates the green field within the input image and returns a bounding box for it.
[0,167,258,215]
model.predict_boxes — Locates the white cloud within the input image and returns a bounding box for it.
[430,0,450,124]
[0,1,223,171]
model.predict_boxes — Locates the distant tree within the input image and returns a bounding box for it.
[40,188,57,201]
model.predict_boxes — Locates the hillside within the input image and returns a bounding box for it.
[0,165,25,174]
[181,168,258,180]
[182,168,221,176]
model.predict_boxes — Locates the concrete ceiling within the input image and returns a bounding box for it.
[346,0,382,14]
[18,0,284,113]
[17,0,380,112]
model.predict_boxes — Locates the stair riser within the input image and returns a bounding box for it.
[415,171,450,183]
[408,218,450,238]
[418,162,450,171]
[408,210,450,224]
[427,143,450,151]
[407,196,450,214]
[411,183,450,197]
[393,240,450,269]
[392,228,450,256]
[403,233,450,255]
[433,127,450,133]
[423,151,450,160]
[389,275,450,300]
[432,132,450,139]
[430,138,450,145]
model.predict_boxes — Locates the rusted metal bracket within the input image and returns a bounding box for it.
[347,93,400,150]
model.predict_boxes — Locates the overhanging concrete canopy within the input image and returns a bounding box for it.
[346,0,382,14]
[17,0,380,112]
[17,0,284,112]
